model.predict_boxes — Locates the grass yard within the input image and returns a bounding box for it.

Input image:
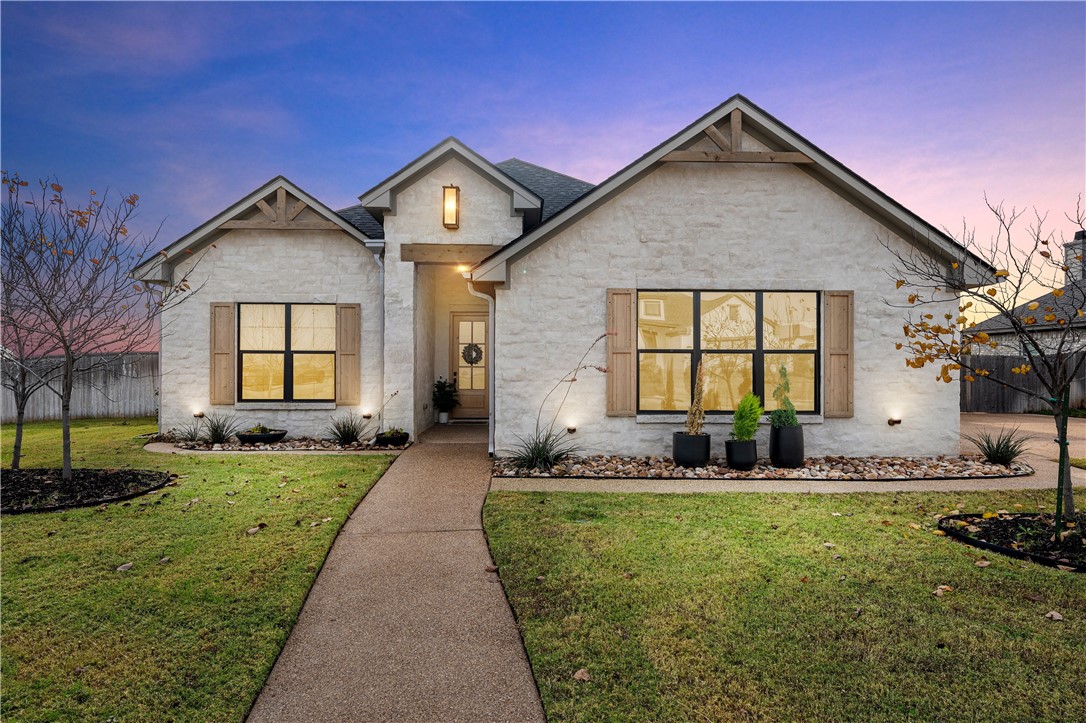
[485,489,1086,722]
[2,418,393,721]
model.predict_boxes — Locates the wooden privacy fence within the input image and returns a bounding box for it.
[960,352,1086,413]
[1,353,159,423]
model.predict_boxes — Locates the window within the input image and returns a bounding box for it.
[238,303,336,401]
[637,291,819,413]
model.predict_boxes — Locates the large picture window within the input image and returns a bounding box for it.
[238,303,336,402]
[637,290,819,413]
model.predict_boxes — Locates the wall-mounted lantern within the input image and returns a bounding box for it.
[443,185,460,229]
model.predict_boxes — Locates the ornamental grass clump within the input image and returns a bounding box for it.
[325,411,372,445]
[964,426,1030,465]
[201,413,241,444]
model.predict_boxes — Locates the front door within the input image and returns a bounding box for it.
[451,313,489,419]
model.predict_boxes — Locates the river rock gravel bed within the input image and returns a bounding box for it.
[493,455,1032,480]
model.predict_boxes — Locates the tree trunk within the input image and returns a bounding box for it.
[1053,400,1076,520]
[61,354,74,480]
[12,402,26,470]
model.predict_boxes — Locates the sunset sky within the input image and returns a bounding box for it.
[2,2,1083,249]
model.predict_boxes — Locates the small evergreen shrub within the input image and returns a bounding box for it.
[964,426,1030,465]
[731,393,763,442]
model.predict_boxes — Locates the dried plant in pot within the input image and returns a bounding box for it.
[726,392,763,471]
[673,359,711,468]
[768,365,804,468]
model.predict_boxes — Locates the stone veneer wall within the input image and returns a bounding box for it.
[159,223,383,438]
[493,158,961,458]
[382,156,521,435]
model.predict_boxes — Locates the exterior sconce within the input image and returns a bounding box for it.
[887,418,902,426]
[362,412,373,420]
[193,411,205,419]
[566,425,577,435]
[442,185,460,229]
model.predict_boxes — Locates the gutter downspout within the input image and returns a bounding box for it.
[373,249,386,412]
[465,277,496,457]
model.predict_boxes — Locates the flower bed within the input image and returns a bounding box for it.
[493,455,1032,480]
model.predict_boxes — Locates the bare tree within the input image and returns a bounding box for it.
[885,196,1085,532]
[1,173,205,479]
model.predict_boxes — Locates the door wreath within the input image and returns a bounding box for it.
[462,342,483,365]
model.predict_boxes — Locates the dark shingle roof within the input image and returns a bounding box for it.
[973,279,1086,334]
[496,158,594,223]
[336,204,385,239]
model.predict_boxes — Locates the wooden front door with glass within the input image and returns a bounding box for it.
[451,313,488,419]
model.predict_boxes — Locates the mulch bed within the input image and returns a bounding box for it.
[162,436,410,452]
[1,468,171,514]
[493,454,1032,481]
[939,512,1084,571]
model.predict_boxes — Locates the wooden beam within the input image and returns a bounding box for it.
[703,124,731,152]
[276,188,287,221]
[730,109,742,151]
[287,200,308,221]
[219,219,342,230]
[661,150,814,164]
[399,243,496,264]
[255,199,277,222]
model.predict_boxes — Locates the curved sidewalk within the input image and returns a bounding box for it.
[247,425,544,722]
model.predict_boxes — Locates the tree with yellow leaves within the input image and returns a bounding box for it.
[885,196,1084,532]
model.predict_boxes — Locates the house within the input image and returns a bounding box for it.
[970,232,1086,356]
[134,95,994,458]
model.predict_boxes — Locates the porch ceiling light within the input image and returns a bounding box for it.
[442,185,460,229]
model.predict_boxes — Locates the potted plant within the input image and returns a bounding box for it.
[672,359,710,468]
[725,392,762,470]
[768,364,804,468]
[373,427,409,448]
[236,423,287,445]
[432,377,460,424]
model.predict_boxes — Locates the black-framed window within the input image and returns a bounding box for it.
[237,303,336,402]
[637,290,820,413]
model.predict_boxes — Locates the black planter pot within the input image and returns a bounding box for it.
[769,426,804,468]
[673,432,711,468]
[725,439,758,471]
[235,430,287,445]
[374,432,410,448]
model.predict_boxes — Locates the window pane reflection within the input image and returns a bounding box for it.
[293,354,335,400]
[638,292,693,349]
[701,292,756,349]
[764,292,817,350]
[638,353,690,411]
[292,305,336,351]
[764,354,816,411]
[240,304,285,350]
[703,353,753,411]
[242,354,284,399]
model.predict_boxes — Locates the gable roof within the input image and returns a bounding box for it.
[357,137,541,217]
[471,94,995,286]
[336,203,385,239]
[972,279,1086,334]
[132,176,378,282]
[495,158,595,223]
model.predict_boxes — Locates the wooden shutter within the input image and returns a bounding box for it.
[606,289,637,416]
[824,291,854,418]
[336,303,361,405]
[209,303,235,405]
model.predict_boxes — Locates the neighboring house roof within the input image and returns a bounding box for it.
[972,279,1086,334]
[357,137,541,217]
[472,94,996,286]
[494,158,595,223]
[132,176,378,282]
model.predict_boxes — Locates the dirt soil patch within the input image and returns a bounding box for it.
[2,468,170,514]
[941,512,1084,570]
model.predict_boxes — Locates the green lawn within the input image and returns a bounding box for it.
[2,418,393,721]
[485,489,1086,722]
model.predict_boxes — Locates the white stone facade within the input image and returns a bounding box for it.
[493,159,961,457]
[159,222,384,437]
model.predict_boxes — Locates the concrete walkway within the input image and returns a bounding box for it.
[247,425,544,723]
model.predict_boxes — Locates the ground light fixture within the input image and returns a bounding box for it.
[443,185,460,229]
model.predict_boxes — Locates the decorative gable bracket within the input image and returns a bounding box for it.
[661,109,814,164]
[219,187,342,231]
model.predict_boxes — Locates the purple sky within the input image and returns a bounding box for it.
[2,2,1083,249]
